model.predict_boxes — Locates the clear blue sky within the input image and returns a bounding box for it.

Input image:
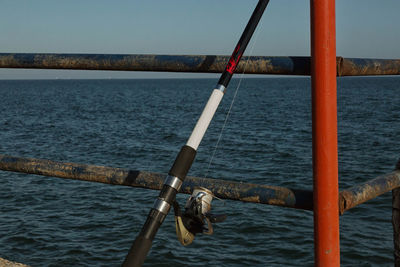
[1,0,399,79]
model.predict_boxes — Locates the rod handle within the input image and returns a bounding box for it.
[122,235,153,267]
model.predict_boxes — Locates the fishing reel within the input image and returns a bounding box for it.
[173,187,227,246]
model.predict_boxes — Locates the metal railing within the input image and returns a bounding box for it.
[1,51,400,265]
[1,154,399,215]
[1,53,400,76]
[1,154,400,264]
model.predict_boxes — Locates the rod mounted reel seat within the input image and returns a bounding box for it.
[173,187,227,246]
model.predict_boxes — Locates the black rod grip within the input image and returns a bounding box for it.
[169,145,197,179]
[122,235,153,267]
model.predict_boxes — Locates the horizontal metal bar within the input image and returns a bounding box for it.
[0,53,311,75]
[392,187,400,265]
[0,154,313,210]
[340,58,400,76]
[1,154,398,214]
[339,168,400,215]
[1,53,399,76]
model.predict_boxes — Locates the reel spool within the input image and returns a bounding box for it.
[173,187,227,246]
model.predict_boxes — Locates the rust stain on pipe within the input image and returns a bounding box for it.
[0,154,313,210]
[2,154,399,214]
[340,58,400,76]
[339,170,400,215]
[1,53,399,76]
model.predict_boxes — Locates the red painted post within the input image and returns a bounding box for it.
[310,0,340,266]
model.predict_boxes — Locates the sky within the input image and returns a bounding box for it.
[0,0,399,79]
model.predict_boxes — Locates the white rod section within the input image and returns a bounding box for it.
[186,89,224,150]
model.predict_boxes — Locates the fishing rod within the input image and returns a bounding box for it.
[122,1,270,266]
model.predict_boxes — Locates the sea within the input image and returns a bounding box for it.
[0,77,399,266]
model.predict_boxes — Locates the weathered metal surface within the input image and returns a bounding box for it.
[393,187,400,266]
[0,154,313,210]
[0,53,312,75]
[340,58,400,76]
[1,53,398,76]
[1,53,399,76]
[339,170,400,215]
[393,160,400,266]
[3,153,400,214]
[0,257,30,267]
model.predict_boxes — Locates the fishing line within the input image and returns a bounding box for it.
[204,19,263,179]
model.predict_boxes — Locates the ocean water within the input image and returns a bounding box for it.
[0,77,399,266]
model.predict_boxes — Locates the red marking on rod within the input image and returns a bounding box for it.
[226,45,242,74]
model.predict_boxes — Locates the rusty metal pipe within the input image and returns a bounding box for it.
[393,187,400,266]
[0,154,313,210]
[0,53,311,75]
[2,154,400,214]
[340,58,400,76]
[340,170,400,215]
[394,160,400,266]
[1,53,399,76]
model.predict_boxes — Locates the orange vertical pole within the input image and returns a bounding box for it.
[310,0,340,266]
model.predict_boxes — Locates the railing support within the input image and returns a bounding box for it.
[310,0,340,266]
[393,160,400,266]
[0,154,313,210]
[393,188,400,266]
[1,53,400,76]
